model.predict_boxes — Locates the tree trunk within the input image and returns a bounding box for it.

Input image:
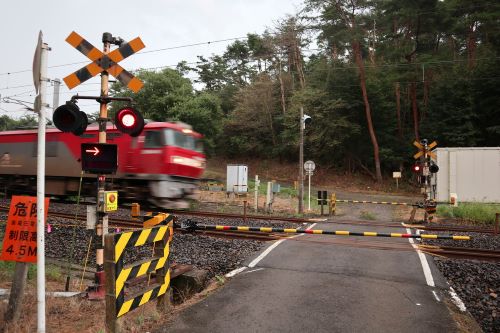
[4,262,29,323]
[264,89,277,146]
[411,82,419,141]
[352,40,382,182]
[395,82,402,138]
[467,23,477,69]
[294,38,306,89]
[278,60,287,115]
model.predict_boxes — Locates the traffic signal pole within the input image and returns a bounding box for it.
[89,33,111,299]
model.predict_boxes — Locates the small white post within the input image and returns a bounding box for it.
[254,175,259,212]
[308,173,311,211]
[266,181,272,213]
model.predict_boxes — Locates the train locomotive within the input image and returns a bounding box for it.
[0,121,205,208]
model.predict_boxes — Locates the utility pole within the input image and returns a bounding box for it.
[298,106,304,214]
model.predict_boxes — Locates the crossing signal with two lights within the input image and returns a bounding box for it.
[53,100,144,137]
[429,162,439,173]
[412,164,421,173]
[114,106,144,137]
[53,101,88,136]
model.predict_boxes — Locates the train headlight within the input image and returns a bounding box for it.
[171,156,203,168]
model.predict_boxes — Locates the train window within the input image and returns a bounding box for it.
[163,129,203,152]
[107,133,122,140]
[79,134,96,139]
[195,139,204,153]
[144,131,164,148]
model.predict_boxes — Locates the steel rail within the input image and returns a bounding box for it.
[1,205,494,234]
[418,245,500,262]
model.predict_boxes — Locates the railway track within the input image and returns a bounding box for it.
[1,204,497,261]
[170,209,497,234]
[419,245,500,262]
[0,206,283,242]
[1,204,495,234]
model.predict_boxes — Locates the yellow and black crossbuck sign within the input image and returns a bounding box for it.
[63,31,145,92]
[105,221,173,319]
[413,140,437,160]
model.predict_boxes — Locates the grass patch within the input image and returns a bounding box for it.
[437,203,500,225]
[0,262,64,282]
[360,211,377,220]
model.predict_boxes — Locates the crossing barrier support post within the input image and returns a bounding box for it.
[329,193,336,216]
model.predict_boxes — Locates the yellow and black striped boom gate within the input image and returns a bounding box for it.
[319,191,444,218]
[104,220,173,332]
[181,220,471,240]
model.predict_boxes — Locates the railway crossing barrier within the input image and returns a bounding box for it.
[181,220,471,240]
[104,217,173,333]
[317,191,443,221]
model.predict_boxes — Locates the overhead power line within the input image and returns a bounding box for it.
[0,36,251,77]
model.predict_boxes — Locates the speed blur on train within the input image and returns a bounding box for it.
[0,121,205,208]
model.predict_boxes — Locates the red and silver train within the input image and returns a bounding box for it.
[0,121,205,208]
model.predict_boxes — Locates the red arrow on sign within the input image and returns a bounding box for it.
[85,147,100,156]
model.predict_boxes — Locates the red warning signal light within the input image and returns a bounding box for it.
[412,164,421,173]
[114,106,144,137]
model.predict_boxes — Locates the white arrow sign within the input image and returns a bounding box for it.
[85,147,100,156]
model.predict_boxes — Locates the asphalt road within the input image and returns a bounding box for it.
[159,195,459,333]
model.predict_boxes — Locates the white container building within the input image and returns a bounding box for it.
[226,164,248,194]
[436,147,500,203]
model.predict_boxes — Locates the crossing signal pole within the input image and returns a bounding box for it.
[57,31,146,299]
[93,32,112,299]
[413,139,439,222]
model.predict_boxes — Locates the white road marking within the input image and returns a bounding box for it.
[403,224,468,310]
[306,223,317,230]
[432,290,441,302]
[229,222,318,275]
[449,287,467,312]
[404,225,435,287]
[242,268,264,274]
[249,239,286,268]
[225,267,247,278]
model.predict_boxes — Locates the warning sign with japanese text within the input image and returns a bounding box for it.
[0,196,50,263]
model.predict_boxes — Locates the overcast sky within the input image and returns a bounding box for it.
[0,0,303,119]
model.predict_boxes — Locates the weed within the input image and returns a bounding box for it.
[136,314,144,326]
[150,308,161,322]
[437,203,500,225]
[0,260,15,280]
[215,275,225,286]
[46,265,62,281]
[360,211,377,220]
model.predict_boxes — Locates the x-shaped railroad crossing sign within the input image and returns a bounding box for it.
[63,31,145,92]
[413,140,437,160]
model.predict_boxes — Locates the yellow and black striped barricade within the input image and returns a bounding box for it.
[141,212,174,228]
[181,220,471,240]
[130,203,174,228]
[105,222,173,332]
[335,199,413,206]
